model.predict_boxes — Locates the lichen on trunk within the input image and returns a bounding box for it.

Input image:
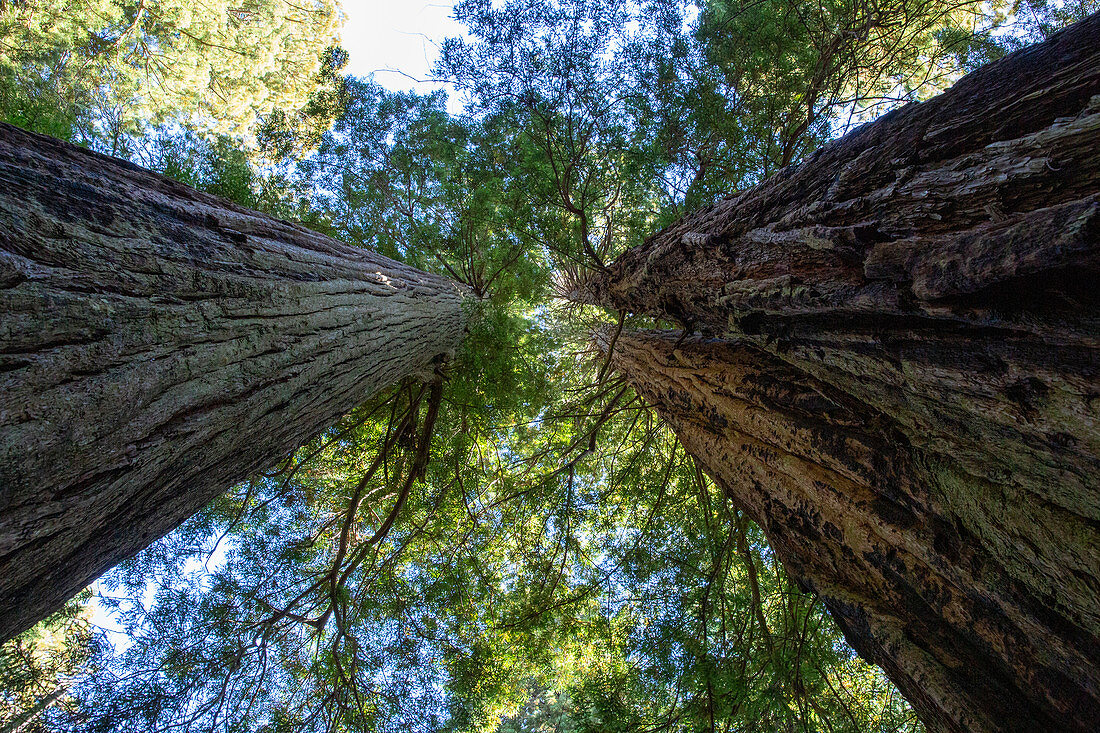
[0,123,468,644]
[583,14,1100,733]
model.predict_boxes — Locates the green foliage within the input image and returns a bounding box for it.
[938,0,1100,72]
[0,62,83,141]
[0,0,342,148]
[439,0,1008,269]
[4,1,1097,731]
[441,0,669,268]
[692,0,997,166]
[0,592,98,732]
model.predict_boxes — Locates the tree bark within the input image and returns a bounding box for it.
[0,124,468,644]
[584,14,1100,733]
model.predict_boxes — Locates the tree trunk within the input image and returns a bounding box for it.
[0,124,468,644]
[583,14,1100,733]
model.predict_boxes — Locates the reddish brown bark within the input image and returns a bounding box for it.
[584,14,1100,733]
[0,124,468,644]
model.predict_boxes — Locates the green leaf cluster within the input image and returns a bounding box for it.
[0,0,343,150]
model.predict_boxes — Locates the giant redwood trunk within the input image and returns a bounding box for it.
[0,124,468,644]
[583,14,1100,733]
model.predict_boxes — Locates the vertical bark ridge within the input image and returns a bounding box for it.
[0,123,469,643]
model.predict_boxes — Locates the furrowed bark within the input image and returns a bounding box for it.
[601,330,1096,732]
[0,123,468,644]
[583,14,1100,733]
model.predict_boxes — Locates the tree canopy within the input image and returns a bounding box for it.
[0,0,343,150]
[2,0,1096,731]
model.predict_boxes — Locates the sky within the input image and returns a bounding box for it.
[339,0,466,93]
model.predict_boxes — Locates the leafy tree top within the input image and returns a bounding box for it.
[0,0,342,146]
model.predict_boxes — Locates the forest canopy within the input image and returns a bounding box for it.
[2,0,1096,731]
[0,0,343,150]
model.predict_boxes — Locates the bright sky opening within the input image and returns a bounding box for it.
[339,0,465,93]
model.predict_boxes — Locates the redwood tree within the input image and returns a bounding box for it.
[579,13,1100,733]
[0,124,468,644]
